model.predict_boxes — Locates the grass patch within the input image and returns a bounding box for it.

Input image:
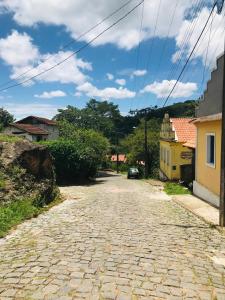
[0,195,62,238]
[0,134,22,143]
[164,182,191,195]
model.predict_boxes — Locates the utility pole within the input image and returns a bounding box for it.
[130,107,153,178]
[217,0,225,226]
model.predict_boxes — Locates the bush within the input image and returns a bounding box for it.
[42,129,109,184]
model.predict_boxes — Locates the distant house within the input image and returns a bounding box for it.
[111,154,127,163]
[159,113,196,182]
[3,116,59,142]
[192,54,224,208]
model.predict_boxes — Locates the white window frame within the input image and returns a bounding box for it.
[206,133,216,168]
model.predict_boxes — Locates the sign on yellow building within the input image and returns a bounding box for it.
[159,114,196,181]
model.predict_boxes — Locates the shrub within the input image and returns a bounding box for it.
[42,129,109,184]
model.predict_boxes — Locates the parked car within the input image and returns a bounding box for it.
[127,167,139,179]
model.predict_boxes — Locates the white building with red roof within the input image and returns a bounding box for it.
[3,116,59,142]
[159,113,196,182]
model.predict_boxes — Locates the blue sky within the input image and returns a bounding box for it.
[0,0,224,119]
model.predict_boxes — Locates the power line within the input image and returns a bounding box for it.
[130,0,145,111]
[154,0,179,80]
[0,0,144,93]
[164,0,205,85]
[162,1,217,107]
[140,0,162,109]
[0,0,135,89]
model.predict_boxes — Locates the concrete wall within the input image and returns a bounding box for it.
[196,54,223,117]
[37,124,59,140]
[193,181,219,208]
[3,126,33,141]
[160,140,193,180]
[195,120,221,197]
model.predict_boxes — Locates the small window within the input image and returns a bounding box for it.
[206,133,215,167]
[172,165,176,171]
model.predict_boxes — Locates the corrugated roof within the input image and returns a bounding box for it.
[170,118,196,147]
[11,123,49,135]
[17,116,57,126]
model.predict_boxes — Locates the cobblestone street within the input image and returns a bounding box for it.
[0,172,225,299]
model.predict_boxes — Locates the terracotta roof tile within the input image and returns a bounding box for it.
[170,118,196,147]
[11,123,49,135]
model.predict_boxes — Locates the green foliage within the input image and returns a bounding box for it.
[109,162,129,173]
[147,100,196,119]
[121,118,161,178]
[0,198,39,238]
[42,127,109,183]
[0,194,62,238]
[164,182,191,195]
[0,108,15,130]
[54,99,121,140]
[0,134,22,142]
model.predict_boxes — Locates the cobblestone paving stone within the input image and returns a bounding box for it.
[0,173,225,299]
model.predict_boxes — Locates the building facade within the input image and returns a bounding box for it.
[193,54,224,207]
[4,116,59,141]
[160,114,196,181]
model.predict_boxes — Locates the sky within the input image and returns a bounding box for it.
[0,0,224,120]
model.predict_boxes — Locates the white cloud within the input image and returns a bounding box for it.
[0,0,195,50]
[132,69,147,77]
[115,78,126,86]
[106,73,114,80]
[0,31,92,86]
[74,91,82,97]
[3,102,62,120]
[77,82,135,99]
[0,30,39,66]
[141,80,197,98]
[34,90,66,99]
[173,8,225,68]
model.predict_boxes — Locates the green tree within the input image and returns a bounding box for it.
[42,126,109,183]
[0,108,14,130]
[54,99,122,140]
[121,118,161,177]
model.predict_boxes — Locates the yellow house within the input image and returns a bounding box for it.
[193,115,221,207]
[193,54,224,208]
[159,114,196,181]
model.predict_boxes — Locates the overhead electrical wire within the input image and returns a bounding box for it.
[173,7,224,100]
[162,1,217,107]
[0,0,135,89]
[154,0,179,80]
[130,0,145,112]
[139,0,162,108]
[164,0,205,85]
[0,0,144,93]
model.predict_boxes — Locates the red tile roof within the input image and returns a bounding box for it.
[17,116,57,126]
[111,154,126,162]
[170,118,196,147]
[11,123,49,135]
